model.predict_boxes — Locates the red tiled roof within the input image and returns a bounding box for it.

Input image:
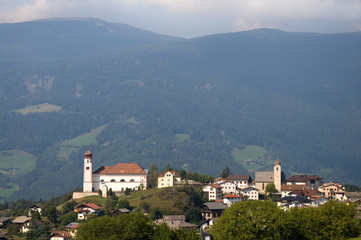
[93,163,146,175]
[158,170,181,177]
[49,231,72,238]
[208,183,222,189]
[223,194,242,198]
[76,203,102,210]
[287,175,322,182]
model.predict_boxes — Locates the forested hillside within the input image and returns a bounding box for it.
[0,18,361,201]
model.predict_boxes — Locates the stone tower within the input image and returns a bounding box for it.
[273,159,281,192]
[83,150,93,192]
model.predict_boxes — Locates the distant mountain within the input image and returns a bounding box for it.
[0,19,360,201]
[0,17,180,60]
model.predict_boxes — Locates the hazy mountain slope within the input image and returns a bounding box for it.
[0,20,361,201]
[0,17,180,60]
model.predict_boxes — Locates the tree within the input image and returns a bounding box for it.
[185,208,202,223]
[265,183,278,195]
[219,167,231,178]
[117,199,131,209]
[43,202,57,223]
[25,219,40,240]
[179,169,187,179]
[148,164,159,188]
[210,201,285,240]
[75,213,155,240]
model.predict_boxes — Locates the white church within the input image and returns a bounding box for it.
[74,150,148,199]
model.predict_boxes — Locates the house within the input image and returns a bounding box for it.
[222,194,242,207]
[74,203,102,220]
[226,175,252,189]
[49,231,72,240]
[82,150,147,195]
[337,192,361,203]
[254,160,285,193]
[214,178,227,185]
[282,185,321,199]
[154,215,197,230]
[318,182,345,199]
[201,202,227,220]
[219,181,238,195]
[65,222,81,237]
[177,179,202,187]
[112,208,130,217]
[240,187,259,200]
[202,184,222,201]
[277,196,311,209]
[12,216,42,233]
[310,196,329,207]
[157,170,181,188]
[0,217,10,229]
[287,175,322,189]
[28,204,43,216]
[198,218,215,231]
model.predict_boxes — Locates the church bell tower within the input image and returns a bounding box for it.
[83,150,93,192]
[273,159,281,192]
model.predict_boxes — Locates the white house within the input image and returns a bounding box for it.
[202,184,222,201]
[74,203,102,220]
[222,194,242,207]
[240,187,259,200]
[226,175,252,189]
[219,181,238,195]
[49,231,72,240]
[82,150,148,194]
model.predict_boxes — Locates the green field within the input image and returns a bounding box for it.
[14,103,62,115]
[175,133,190,142]
[57,125,107,160]
[0,150,36,175]
[0,183,18,199]
[232,145,273,171]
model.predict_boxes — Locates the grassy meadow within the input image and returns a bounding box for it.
[57,125,107,160]
[0,150,36,175]
[14,103,62,115]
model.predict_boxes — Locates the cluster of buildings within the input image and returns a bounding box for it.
[1,150,357,239]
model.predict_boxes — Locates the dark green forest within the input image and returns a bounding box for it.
[0,18,361,201]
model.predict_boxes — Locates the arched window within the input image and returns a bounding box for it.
[130,179,135,182]
[120,179,125,182]
[111,179,115,182]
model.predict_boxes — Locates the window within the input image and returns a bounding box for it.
[130,179,135,182]
[86,167,89,170]
[111,179,115,182]
[120,179,125,182]
[101,179,105,182]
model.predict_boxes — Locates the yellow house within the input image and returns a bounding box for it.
[158,170,181,188]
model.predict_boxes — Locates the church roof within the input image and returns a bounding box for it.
[93,163,146,175]
[255,171,274,183]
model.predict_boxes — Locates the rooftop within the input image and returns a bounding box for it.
[93,163,146,175]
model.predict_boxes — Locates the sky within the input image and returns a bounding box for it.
[1,0,361,38]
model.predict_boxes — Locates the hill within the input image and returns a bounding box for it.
[0,19,360,201]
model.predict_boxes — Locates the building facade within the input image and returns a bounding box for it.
[82,150,147,194]
[158,171,181,188]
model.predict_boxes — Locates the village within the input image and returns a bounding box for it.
[1,150,361,239]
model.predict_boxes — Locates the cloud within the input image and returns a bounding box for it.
[0,0,360,37]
